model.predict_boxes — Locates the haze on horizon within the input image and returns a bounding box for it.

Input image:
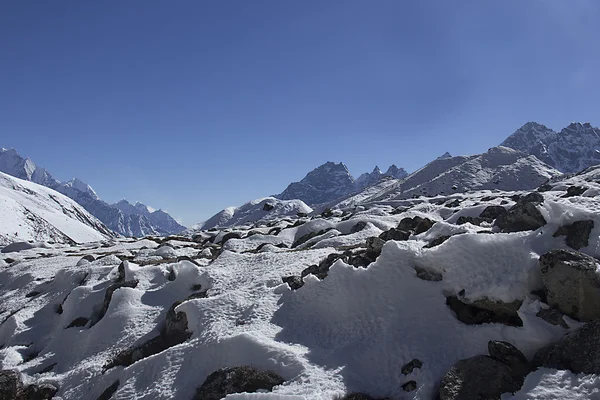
[2,0,599,225]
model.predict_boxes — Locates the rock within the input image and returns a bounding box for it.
[66,317,89,329]
[379,228,410,242]
[301,253,346,280]
[398,217,434,234]
[445,199,461,208]
[321,208,334,218]
[537,183,553,192]
[456,216,485,226]
[446,296,523,326]
[268,227,282,236]
[391,207,409,215]
[533,320,600,374]
[479,205,508,221]
[116,260,127,282]
[292,229,332,249]
[262,203,275,211]
[539,249,600,321]
[220,232,242,245]
[401,359,423,375]
[95,280,139,324]
[163,301,192,343]
[438,356,522,400]
[176,256,200,266]
[81,254,95,262]
[23,383,58,400]
[96,380,120,400]
[401,381,417,392]
[193,366,285,400]
[345,250,377,269]
[340,393,389,400]
[488,341,530,378]
[3,258,15,264]
[350,221,368,234]
[563,186,587,197]
[494,193,546,232]
[0,370,24,400]
[282,276,304,290]
[366,237,386,256]
[536,307,568,328]
[424,235,452,248]
[553,220,594,250]
[414,266,442,281]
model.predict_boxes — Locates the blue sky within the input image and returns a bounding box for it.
[2,1,599,225]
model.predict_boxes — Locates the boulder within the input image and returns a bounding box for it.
[446,296,523,326]
[539,249,600,321]
[488,341,530,379]
[350,221,368,234]
[398,217,435,235]
[494,193,546,232]
[23,383,59,400]
[533,320,600,374]
[563,186,587,198]
[0,370,24,400]
[438,356,522,400]
[194,366,284,400]
[379,228,410,242]
[95,280,139,324]
[282,276,304,290]
[401,359,423,375]
[401,381,417,392]
[536,307,568,329]
[553,220,594,250]
[262,203,275,211]
[479,205,508,221]
[366,237,385,256]
[220,232,242,245]
[456,216,485,226]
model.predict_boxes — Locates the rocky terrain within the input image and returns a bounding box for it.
[2,164,600,399]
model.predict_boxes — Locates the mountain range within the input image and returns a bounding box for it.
[0,148,185,237]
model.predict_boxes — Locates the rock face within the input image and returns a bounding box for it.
[501,122,600,173]
[488,341,530,378]
[494,193,546,232]
[553,220,594,250]
[533,320,600,374]
[539,249,600,321]
[194,366,285,400]
[438,355,522,400]
[0,370,24,400]
[446,296,523,326]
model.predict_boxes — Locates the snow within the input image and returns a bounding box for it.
[504,369,600,400]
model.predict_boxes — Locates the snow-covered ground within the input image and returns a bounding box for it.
[2,167,600,399]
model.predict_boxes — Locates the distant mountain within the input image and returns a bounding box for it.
[0,171,114,246]
[0,148,185,237]
[384,164,409,179]
[501,122,600,173]
[348,146,562,204]
[199,197,312,230]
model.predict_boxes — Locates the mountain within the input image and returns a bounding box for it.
[199,197,312,230]
[276,162,356,205]
[0,171,113,246]
[384,164,409,179]
[348,146,562,204]
[355,166,383,190]
[0,148,185,237]
[501,122,600,173]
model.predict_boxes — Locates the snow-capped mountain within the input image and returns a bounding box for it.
[384,164,409,179]
[0,148,185,237]
[0,171,113,245]
[199,197,312,230]
[355,165,409,191]
[350,146,562,204]
[501,122,600,173]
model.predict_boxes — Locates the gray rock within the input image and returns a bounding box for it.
[494,194,546,233]
[424,235,452,248]
[402,381,417,392]
[262,203,275,211]
[533,320,600,374]
[563,186,587,197]
[401,359,423,375]
[24,383,58,400]
[350,221,368,234]
[439,356,522,400]
[488,341,530,378]
[0,370,24,400]
[379,228,410,242]
[220,232,242,245]
[282,276,304,290]
[456,216,485,226]
[540,249,600,321]
[536,308,568,329]
[398,217,435,235]
[479,206,508,221]
[553,220,594,250]
[366,237,386,256]
[446,296,523,326]
[194,366,284,400]
[414,266,442,281]
[95,280,139,324]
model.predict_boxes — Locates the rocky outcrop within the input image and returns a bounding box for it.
[494,193,546,232]
[553,220,594,250]
[446,296,523,326]
[194,366,284,400]
[539,249,600,321]
[0,370,23,400]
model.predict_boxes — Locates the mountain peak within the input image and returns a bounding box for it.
[436,152,452,160]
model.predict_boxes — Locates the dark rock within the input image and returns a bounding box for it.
[193,366,285,400]
[3,258,15,264]
[479,206,508,221]
[116,261,127,282]
[350,221,368,234]
[398,217,434,234]
[553,220,594,250]
[321,208,334,218]
[500,200,509,205]
[366,237,385,256]
[297,212,308,218]
[438,356,522,400]
[339,393,387,400]
[176,256,200,266]
[402,381,417,392]
[445,199,461,208]
[536,308,568,328]
[539,249,600,321]
[424,235,452,248]
[533,320,600,374]
[23,383,58,400]
[563,186,587,197]
[25,291,41,298]
[0,370,24,400]
[446,296,523,327]
[220,232,242,245]
[163,301,192,343]
[66,317,88,329]
[494,194,546,233]
[80,254,95,262]
[391,207,409,215]
[268,227,282,236]
[379,228,410,242]
[282,276,304,290]
[537,183,553,192]
[96,380,119,400]
[488,341,530,379]
[263,203,275,211]
[95,280,139,324]
[414,266,442,281]
[292,229,333,249]
[345,250,377,269]
[401,359,423,375]
[301,253,346,280]
[456,216,485,226]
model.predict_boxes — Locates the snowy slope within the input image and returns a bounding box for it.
[0,171,113,246]
[360,147,561,203]
[501,122,600,173]
[1,171,600,399]
[0,148,185,237]
[199,197,313,230]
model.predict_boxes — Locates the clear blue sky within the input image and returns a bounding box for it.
[2,1,599,225]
